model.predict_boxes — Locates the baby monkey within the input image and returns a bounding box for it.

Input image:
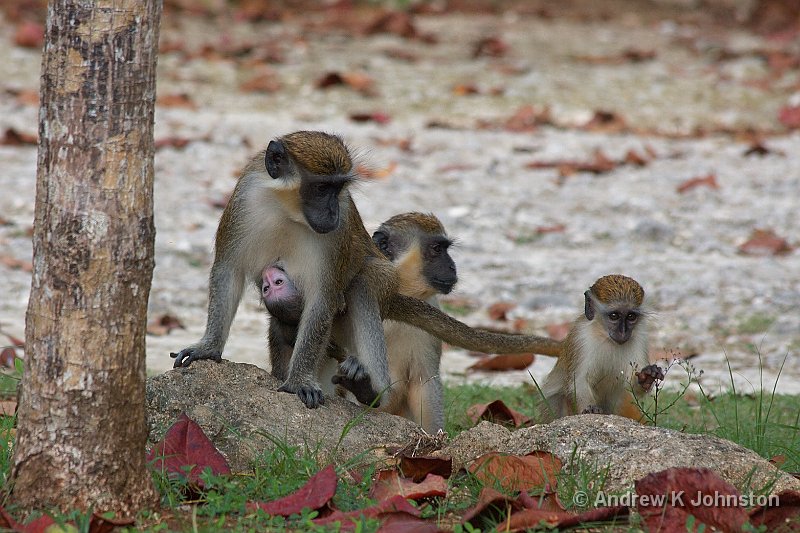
[262,212,457,432]
[540,274,664,422]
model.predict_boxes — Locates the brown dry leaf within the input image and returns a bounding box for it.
[624,148,650,166]
[0,255,32,272]
[466,399,531,427]
[147,314,185,336]
[473,36,509,58]
[769,455,786,468]
[356,161,397,180]
[316,71,377,97]
[154,137,192,150]
[239,70,281,93]
[504,105,552,132]
[157,93,197,109]
[452,83,481,96]
[779,105,800,129]
[738,228,793,256]
[349,112,391,125]
[469,451,563,493]
[487,302,515,321]
[749,490,800,531]
[0,347,16,368]
[575,48,656,65]
[0,401,16,417]
[0,128,37,146]
[743,141,783,157]
[635,467,749,533]
[535,224,566,234]
[399,455,452,482]
[545,321,571,341]
[583,110,628,133]
[469,353,534,372]
[12,88,39,106]
[461,487,525,526]
[364,10,418,39]
[676,173,719,193]
[369,470,447,502]
[14,21,44,48]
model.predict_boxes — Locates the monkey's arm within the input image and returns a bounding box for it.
[268,319,296,381]
[172,258,245,367]
[385,294,562,356]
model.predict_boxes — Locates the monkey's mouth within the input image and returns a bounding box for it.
[431,279,456,294]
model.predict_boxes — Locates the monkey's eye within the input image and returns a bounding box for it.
[626,312,638,322]
[378,239,389,251]
[430,243,441,255]
[275,279,283,286]
[608,312,621,321]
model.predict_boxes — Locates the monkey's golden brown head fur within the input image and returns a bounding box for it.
[281,131,353,176]
[383,212,446,237]
[590,274,644,306]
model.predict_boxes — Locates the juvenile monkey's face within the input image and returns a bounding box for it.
[600,305,640,344]
[262,264,304,325]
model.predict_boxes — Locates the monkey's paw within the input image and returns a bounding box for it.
[278,380,325,409]
[332,357,381,407]
[637,364,665,392]
[581,405,605,415]
[170,346,222,368]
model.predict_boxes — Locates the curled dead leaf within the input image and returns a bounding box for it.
[146,314,185,336]
[247,464,337,516]
[369,469,447,502]
[738,228,793,256]
[676,173,719,193]
[468,353,534,372]
[466,399,531,427]
[399,454,452,482]
[469,451,563,493]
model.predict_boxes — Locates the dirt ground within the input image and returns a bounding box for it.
[0,3,798,394]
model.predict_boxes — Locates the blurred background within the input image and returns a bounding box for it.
[0,0,798,394]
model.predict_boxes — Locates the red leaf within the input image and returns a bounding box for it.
[487,302,515,321]
[739,228,793,256]
[14,21,44,49]
[469,451,562,492]
[468,353,534,372]
[399,455,452,482]
[246,464,337,516]
[778,105,800,129]
[2,333,24,349]
[0,128,37,146]
[313,495,420,530]
[473,36,509,58]
[749,490,800,531]
[370,470,447,502]
[467,399,531,427]
[462,487,525,526]
[364,10,419,39]
[146,314,185,336]
[635,467,749,533]
[676,173,719,193]
[377,512,440,533]
[157,93,197,109]
[0,255,33,272]
[452,83,481,96]
[349,112,391,124]
[583,110,628,133]
[316,71,377,97]
[535,224,566,234]
[146,412,231,487]
[504,105,551,132]
[239,70,281,93]
[0,347,17,368]
[556,505,629,529]
[154,137,192,150]
[89,512,136,533]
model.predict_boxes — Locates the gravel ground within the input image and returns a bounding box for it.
[1,6,798,395]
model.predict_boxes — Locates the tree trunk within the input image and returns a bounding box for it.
[11,0,162,515]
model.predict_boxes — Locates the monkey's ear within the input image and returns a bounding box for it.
[265,140,290,179]
[372,230,391,257]
[584,290,595,321]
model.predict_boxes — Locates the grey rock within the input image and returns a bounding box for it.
[438,415,799,495]
[146,360,424,472]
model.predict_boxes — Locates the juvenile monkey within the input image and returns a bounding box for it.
[174,131,563,409]
[539,275,664,422]
[263,212,458,432]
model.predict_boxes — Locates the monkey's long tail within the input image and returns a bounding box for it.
[385,294,562,357]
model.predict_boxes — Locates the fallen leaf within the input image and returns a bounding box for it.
[749,490,800,531]
[146,412,231,487]
[473,36,509,58]
[88,512,136,533]
[399,455,452,482]
[146,314,185,336]
[583,110,628,133]
[436,163,478,173]
[0,347,16,368]
[349,111,391,124]
[154,137,192,150]
[356,161,397,179]
[505,508,574,531]
[624,148,650,166]
[461,487,525,526]
[14,21,44,48]
[635,467,749,533]
[247,464,337,516]
[12,89,39,107]
[157,93,197,109]
[376,512,440,533]
[769,455,786,468]
[738,228,793,256]
[676,173,719,193]
[364,10,419,39]
[452,83,481,96]
[1,332,24,349]
[574,48,655,65]
[556,505,630,529]
[504,105,552,132]
[313,494,420,530]
[487,302,515,321]
[526,149,618,176]
[0,128,37,146]
[316,71,377,97]
[239,70,281,93]
[468,353,534,372]
[369,470,447,502]
[779,105,800,129]
[743,141,783,157]
[535,224,566,234]
[383,48,418,63]
[469,451,562,492]
[467,399,531,427]
[545,322,571,341]
[0,256,33,272]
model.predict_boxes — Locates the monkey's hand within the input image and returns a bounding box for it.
[170,343,222,368]
[278,379,325,409]
[581,405,605,415]
[636,364,665,392]
[331,356,381,407]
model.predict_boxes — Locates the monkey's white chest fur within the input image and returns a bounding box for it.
[574,320,649,413]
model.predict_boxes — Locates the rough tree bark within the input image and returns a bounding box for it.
[11,0,162,515]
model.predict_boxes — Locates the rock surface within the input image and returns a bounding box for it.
[146,360,423,472]
[440,417,800,495]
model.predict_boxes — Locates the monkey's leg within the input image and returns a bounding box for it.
[267,321,294,381]
[618,391,645,422]
[407,375,444,433]
[278,297,334,408]
[171,260,245,367]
